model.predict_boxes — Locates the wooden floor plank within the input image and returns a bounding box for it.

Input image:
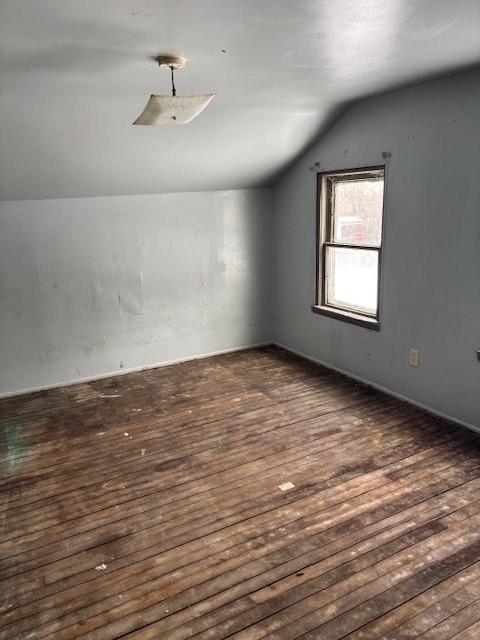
[450,619,480,640]
[1,346,478,640]
[341,561,480,639]
[0,416,464,570]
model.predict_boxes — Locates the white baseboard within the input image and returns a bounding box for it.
[3,340,478,437]
[273,341,480,435]
[0,342,270,399]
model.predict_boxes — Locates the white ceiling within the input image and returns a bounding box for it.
[1,0,479,201]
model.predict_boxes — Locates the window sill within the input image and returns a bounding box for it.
[311,305,380,331]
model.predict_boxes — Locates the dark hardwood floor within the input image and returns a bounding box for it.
[1,345,480,639]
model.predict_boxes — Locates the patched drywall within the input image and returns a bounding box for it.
[273,69,480,428]
[0,189,272,394]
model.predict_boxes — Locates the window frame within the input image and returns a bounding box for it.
[312,165,386,331]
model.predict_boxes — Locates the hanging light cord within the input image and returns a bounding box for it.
[170,66,176,97]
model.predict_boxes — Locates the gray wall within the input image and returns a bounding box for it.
[0,189,272,394]
[273,69,480,429]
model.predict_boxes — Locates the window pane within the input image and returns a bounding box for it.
[325,246,378,316]
[332,177,384,246]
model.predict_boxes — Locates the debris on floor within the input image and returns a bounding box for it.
[278,481,295,491]
[94,563,107,571]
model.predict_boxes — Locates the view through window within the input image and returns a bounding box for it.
[314,167,385,327]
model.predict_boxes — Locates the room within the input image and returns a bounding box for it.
[1,0,479,637]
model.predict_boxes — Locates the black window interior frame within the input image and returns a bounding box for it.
[313,165,386,330]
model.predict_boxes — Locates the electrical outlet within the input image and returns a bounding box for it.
[409,349,419,368]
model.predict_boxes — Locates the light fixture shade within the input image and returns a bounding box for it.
[133,93,215,125]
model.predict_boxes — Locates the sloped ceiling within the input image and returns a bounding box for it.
[0,0,479,200]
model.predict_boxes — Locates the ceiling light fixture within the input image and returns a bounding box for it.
[133,55,215,125]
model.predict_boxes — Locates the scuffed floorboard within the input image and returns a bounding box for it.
[1,346,480,639]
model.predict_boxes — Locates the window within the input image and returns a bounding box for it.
[313,167,385,329]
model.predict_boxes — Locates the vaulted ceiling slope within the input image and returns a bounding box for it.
[1,0,479,201]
